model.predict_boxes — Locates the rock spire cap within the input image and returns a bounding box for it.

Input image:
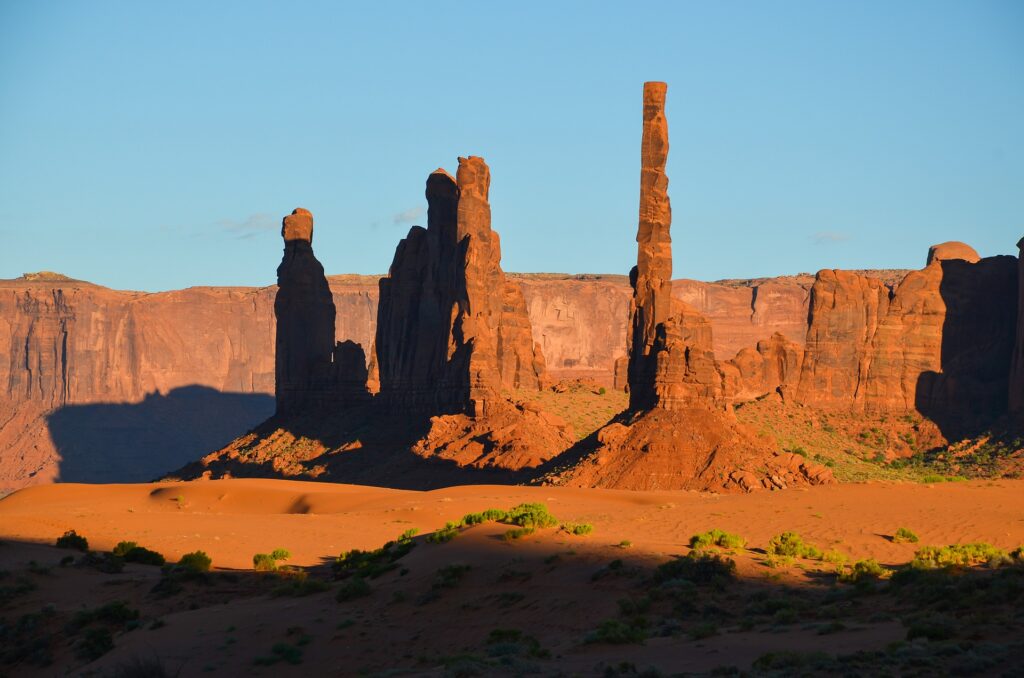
[282,208,314,243]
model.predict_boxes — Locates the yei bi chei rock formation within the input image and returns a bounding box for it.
[550,82,833,492]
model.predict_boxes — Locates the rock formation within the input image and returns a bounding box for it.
[375,162,548,415]
[549,82,832,493]
[372,157,570,470]
[795,270,891,407]
[626,81,675,410]
[791,242,1018,434]
[721,332,803,402]
[1011,238,1024,414]
[275,208,369,415]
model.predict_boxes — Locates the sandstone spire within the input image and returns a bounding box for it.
[627,82,673,410]
[376,159,546,416]
[275,208,368,414]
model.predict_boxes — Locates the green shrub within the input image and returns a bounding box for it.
[504,503,558,529]
[585,618,648,644]
[333,532,415,579]
[766,532,822,560]
[112,541,138,557]
[177,550,212,573]
[689,529,746,550]
[689,622,718,640]
[336,577,371,602]
[906,617,956,641]
[893,527,920,544]
[253,548,290,572]
[56,530,88,552]
[838,558,888,583]
[271,572,329,597]
[910,543,1006,569]
[433,564,471,589]
[485,629,550,658]
[502,527,535,541]
[77,627,114,660]
[427,522,461,544]
[561,522,594,536]
[254,641,303,665]
[654,552,736,586]
[113,542,165,566]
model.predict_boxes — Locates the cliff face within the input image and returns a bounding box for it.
[790,244,1019,435]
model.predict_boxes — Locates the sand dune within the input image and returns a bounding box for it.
[2,479,1023,676]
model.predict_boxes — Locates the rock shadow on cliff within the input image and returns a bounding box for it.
[915,256,1018,439]
[45,385,274,484]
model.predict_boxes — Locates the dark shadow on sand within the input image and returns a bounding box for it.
[46,385,275,484]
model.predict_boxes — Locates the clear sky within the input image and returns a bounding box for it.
[1,1,1021,291]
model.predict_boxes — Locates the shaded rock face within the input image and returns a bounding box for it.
[1012,239,1024,414]
[375,170,463,412]
[376,160,547,416]
[274,209,369,415]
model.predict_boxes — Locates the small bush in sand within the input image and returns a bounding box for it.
[485,628,551,658]
[433,564,471,590]
[333,531,416,579]
[585,617,648,644]
[502,527,535,541]
[253,641,303,666]
[909,543,1007,569]
[427,522,461,543]
[77,627,114,660]
[893,527,920,544]
[688,621,719,640]
[654,552,736,587]
[689,529,746,551]
[838,558,889,584]
[504,503,558,529]
[336,576,371,602]
[766,532,822,562]
[113,542,165,566]
[272,571,329,597]
[177,551,212,573]
[55,530,88,552]
[561,522,594,536]
[253,548,291,572]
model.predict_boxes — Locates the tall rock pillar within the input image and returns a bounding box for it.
[1010,237,1024,414]
[275,208,368,414]
[627,81,673,410]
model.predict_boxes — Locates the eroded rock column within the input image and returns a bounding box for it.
[627,81,673,410]
[274,208,339,415]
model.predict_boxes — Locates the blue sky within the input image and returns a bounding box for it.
[0,1,1021,291]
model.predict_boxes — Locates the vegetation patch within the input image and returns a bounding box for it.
[892,527,920,544]
[689,529,746,550]
[112,541,166,566]
[55,530,88,552]
[253,548,291,572]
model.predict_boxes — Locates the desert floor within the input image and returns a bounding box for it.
[1,478,1023,676]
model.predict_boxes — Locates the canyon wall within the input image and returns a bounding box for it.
[7,250,1012,492]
